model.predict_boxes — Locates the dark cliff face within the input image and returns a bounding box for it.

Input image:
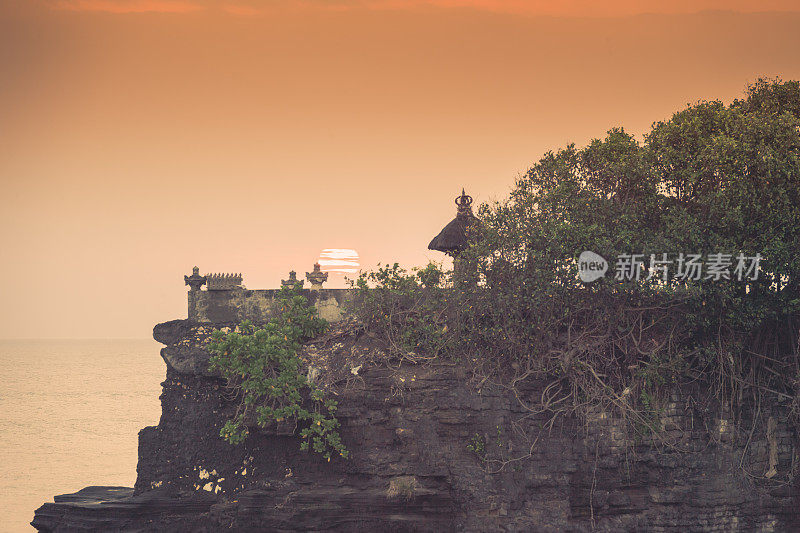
[33,319,799,532]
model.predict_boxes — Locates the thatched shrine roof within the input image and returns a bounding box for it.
[428,189,479,255]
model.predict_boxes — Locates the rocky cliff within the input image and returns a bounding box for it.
[33,317,799,531]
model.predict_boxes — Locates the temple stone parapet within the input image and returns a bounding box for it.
[188,287,352,323]
[185,268,352,323]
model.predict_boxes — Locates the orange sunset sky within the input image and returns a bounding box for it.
[2,0,800,338]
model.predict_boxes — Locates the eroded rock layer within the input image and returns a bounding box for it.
[33,319,799,531]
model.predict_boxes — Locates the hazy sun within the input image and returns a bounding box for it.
[317,249,360,287]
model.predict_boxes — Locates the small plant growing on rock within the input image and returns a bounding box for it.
[208,284,349,461]
[466,433,486,461]
[386,476,418,501]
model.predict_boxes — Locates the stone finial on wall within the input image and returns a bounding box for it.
[306,262,328,291]
[281,270,304,289]
[206,273,243,291]
[184,266,207,291]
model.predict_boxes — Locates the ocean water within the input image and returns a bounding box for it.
[0,339,165,532]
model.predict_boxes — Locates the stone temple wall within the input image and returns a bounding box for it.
[188,288,354,324]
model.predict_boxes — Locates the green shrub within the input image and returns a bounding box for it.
[350,262,455,360]
[208,285,349,461]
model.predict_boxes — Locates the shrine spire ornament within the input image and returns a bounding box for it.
[306,262,328,290]
[281,270,304,289]
[455,188,473,216]
[184,266,207,292]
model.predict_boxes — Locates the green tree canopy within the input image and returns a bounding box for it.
[356,78,800,434]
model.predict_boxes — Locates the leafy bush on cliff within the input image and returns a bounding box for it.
[354,78,800,436]
[352,263,455,360]
[208,285,348,461]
